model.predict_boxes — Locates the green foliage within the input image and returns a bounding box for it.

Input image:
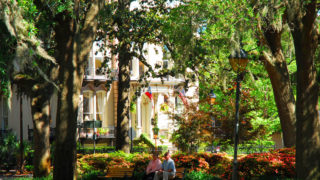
[25,164,34,172]
[130,101,136,113]
[15,176,53,180]
[133,133,155,149]
[0,132,33,171]
[79,170,104,180]
[152,127,159,135]
[77,150,294,179]
[184,171,221,180]
[170,102,212,153]
[0,20,16,96]
[77,146,116,154]
[157,145,168,153]
[77,151,151,175]
[0,131,19,170]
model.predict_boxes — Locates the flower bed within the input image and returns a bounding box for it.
[171,153,210,173]
[221,147,296,179]
[76,148,295,179]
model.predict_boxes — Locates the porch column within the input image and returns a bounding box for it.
[132,58,139,79]
[136,95,142,136]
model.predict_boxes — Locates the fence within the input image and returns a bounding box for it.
[238,144,276,154]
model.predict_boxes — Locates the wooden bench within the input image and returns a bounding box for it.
[170,168,185,180]
[99,167,134,179]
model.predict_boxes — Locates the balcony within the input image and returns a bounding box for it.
[84,67,116,80]
[78,126,115,139]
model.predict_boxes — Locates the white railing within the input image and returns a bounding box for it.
[84,67,114,80]
[78,126,115,139]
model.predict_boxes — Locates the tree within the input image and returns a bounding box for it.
[1,1,56,177]
[286,0,320,179]
[252,1,296,147]
[51,1,104,179]
[3,0,104,178]
[162,0,296,148]
[100,0,168,152]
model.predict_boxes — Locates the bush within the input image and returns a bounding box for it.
[76,148,295,179]
[0,131,19,170]
[197,152,231,176]
[171,153,209,173]
[77,151,151,175]
[158,145,168,153]
[79,170,104,180]
[134,133,155,148]
[77,146,116,154]
[221,148,296,179]
[132,146,149,153]
[131,153,152,172]
[184,171,221,180]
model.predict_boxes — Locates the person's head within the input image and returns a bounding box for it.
[152,152,159,160]
[164,151,170,160]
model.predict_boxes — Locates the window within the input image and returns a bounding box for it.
[96,91,105,121]
[85,57,93,76]
[0,96,8,129]
[139,61,144,76]
[83,91,93,120]
[83,90,106,122]
[163,59,169,69]
[95,57,104,75]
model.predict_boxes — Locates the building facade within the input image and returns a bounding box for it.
[0,42,199,143]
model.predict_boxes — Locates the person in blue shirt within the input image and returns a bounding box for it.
[153,151,176,180]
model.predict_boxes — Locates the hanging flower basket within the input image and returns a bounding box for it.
[152,127,159,135]
[160,103,169,112]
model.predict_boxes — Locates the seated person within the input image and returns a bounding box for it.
[154,151,176,180]
[144,152,162,180]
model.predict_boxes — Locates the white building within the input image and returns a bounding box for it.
[0,42,199,145]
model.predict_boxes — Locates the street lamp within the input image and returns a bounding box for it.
[228,48,249,180]
[209,90,216,153]
[209,90,217,105]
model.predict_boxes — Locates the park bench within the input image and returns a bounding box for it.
[170,168,186,180]
[99,167,134,179]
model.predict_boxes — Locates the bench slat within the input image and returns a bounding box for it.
[104,167,134,178]
[170,168,185,180]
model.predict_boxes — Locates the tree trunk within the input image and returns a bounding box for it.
[288,1,320,179]
[53,13,78,180]
[31,84,51,177]
[53,1,102,179]
[116,43,131,153]
[115,0,131,153]
[262,27,296,147]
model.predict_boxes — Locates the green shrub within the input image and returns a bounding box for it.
[77,146,116,154]
[158,145,168,153]
[134,133,155,148]
[79,170,104,180]
[15,176,53,180]
[133,171,145,180]
[132,145,149,153]
[0,131,19,170]
[184,171,221,180]
[25,165,34,172]
[197,152,231,176]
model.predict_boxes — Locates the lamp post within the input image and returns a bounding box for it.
[209,90,216,153]
[228,48,249,180]
[209,90,216,105]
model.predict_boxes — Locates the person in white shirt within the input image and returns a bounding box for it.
[154,152,176,180]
